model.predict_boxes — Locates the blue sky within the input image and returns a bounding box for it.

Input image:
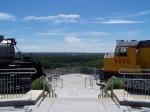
[0,0,150,53]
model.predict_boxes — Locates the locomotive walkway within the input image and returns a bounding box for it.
[2,74,150,112]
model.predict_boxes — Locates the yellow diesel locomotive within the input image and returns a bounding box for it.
[101,40,150,80]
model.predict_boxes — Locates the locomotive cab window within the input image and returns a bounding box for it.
[115,48,127,56]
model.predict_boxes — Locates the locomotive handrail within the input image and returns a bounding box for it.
[119,69,150,75]
[0,68,37,74]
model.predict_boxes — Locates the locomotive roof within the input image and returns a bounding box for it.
[116,40,150,48]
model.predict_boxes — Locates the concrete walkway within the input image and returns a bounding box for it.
[54,74,100,98]
[1,74,150,112]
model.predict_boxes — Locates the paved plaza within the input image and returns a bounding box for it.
[1,74,150,112]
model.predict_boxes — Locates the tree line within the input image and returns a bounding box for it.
[35,53,104,69]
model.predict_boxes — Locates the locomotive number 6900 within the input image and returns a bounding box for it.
[115,58,130,64]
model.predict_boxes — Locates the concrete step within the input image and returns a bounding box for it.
[0,90,45,107]
[43,97,114,102]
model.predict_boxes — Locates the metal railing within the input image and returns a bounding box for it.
[44,67,100,94]
[47,74,63,98]
[44,66,100,76]
[84,68,99,88]
[39,75,61,98]
[44,67,99,89]
[119,69,150,101]
[0,68,36,106]
[39,75,57,98]
[99,76,117,98]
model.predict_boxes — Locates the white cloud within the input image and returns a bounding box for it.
[93,18,105,21]
[65,36,81,44]
[36,31,110,37]
[23,14,80,23]
[85,31,110,36]
[36,32,60,36]
[112,10,150,19]
[89,39,99,42]
[102,19,141,24]
[118,31,139,38]
[0,12,16,21]
[18,39,115,53]
[18,43,115,53]
[128,10,150,17]
[97,18,105,20]
[19,45,45,52]
[92,10,150,24]
[108,10,150,19]
[24,16,35,21]
[58,14,79,18]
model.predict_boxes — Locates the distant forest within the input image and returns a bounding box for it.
[34,53,104,69]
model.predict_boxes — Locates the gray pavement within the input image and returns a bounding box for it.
[54,74,100,98]
[1,74,150,112]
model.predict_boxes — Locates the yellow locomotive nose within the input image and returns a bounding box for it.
[102,40,150,80]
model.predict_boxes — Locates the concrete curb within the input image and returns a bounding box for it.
[0,90,44,107]
[113,89,150,107]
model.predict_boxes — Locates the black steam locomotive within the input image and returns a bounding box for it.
[0,35,44,93]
